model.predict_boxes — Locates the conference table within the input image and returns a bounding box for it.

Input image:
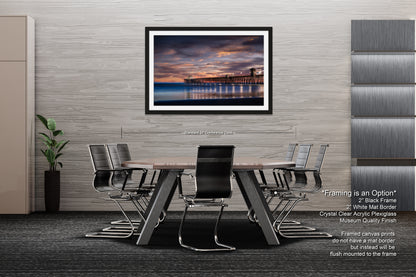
[122,157,295,246]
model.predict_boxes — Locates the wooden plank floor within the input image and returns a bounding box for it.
[0,211,415,276]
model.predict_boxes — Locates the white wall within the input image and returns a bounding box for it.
[1,0,415,211]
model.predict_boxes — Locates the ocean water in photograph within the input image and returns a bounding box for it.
[154,83,264,105]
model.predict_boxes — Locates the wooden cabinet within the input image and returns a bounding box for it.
[0,16,34,214]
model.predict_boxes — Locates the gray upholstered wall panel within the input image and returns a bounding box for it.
[351,118,415,158]
[351,85,415,116]
[351,166,415,211]
[351,20,415,51]
[351,53,415,84]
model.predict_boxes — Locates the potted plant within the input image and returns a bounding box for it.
[37,115,69,212]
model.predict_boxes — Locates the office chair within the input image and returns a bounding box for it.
[107,143,147,188]
[178,145,236,251]
[258,143,298,189]
[275,144,313,188]
[86,144,149,238]
[267,144,313,200]
[106,143,166,227]
[273,144,332,238]
[115,143,160,190]
[248,143,298,223]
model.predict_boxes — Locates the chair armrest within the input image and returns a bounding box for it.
[177,171,194,198]
[178,171,195,180]
[180,171,194,177]
[114,167,147,173]
[94,168,147,175]
[273,167,294,172]
[95,169,127,174]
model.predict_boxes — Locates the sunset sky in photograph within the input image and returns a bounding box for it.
[153,35,264,83]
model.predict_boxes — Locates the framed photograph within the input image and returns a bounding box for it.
[145,27,272,114]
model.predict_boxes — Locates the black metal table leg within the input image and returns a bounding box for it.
[163,176,179,212]
[136,169,182,245]
[234,170,280,246]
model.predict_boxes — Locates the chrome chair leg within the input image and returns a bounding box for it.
[178,205,235,252]
[178,205,192,250]
[273,198,332,239]
[248,195,300,225]
[213,205,236,251]
[270,197,303,227]
[272,198,286,218]
[111,196,147,226]
[130,197,147,222]
[273,199,302,232]
[111,219,141,225]
[247,193,273,223]
[159,209,167,223]
[247,208,257,223]
[86,199,136,238]
[142,196,149,206]
[131,196,162,229]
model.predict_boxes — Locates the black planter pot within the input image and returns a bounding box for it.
[44,171,60,212]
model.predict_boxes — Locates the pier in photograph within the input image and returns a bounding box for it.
[184,68,263,84]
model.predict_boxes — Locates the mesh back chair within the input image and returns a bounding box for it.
[178,145,236,252]
[273,144,312,190]
[117,143,132,165]
[273,144,332,238]
[259,143,298,188]
[107,144,148,188]
[270,143,299,189]
[265,144,311,203]
[290,144,328,190]
[86,145,149,238]
[117,143,160,188]
[106,143,164,226]
[107,143,130,187]
[295,144,312,167]
[265,144,313,227]
[285,143,298,161]
[249,144,298,223]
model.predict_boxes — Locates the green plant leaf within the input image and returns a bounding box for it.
[40,138,52,148]
[45,149,55,166]
[36,115,48,129]
[47,118,56,131]
[37,116,67,171]
[57,140,69,153]
[53,130,63,136]
[56,140,65,148]
[39,133,52,144]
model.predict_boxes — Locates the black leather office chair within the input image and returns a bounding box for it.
[273,144,332,238]
[178,145,236,252]
[86,144,149,238]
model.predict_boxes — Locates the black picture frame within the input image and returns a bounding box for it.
[145,26,272,114]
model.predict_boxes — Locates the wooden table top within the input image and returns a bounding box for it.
[122,157,295,170]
